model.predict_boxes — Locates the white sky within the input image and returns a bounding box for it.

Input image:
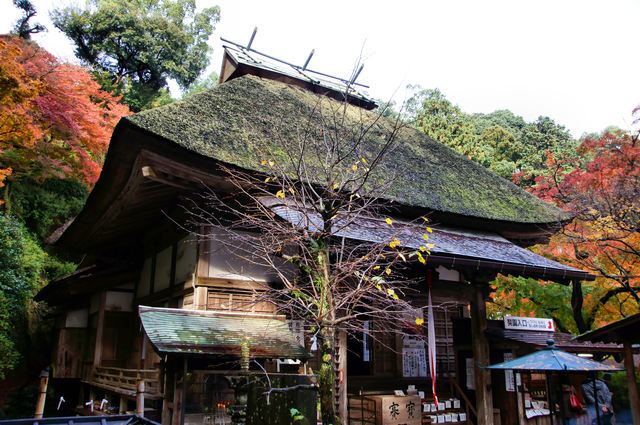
[1,0,638,137]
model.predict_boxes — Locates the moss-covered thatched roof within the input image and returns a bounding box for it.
[126,75,567,224]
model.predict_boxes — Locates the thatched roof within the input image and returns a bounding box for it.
[126,75,566,224]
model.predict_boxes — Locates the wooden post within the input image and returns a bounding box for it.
[624,341,640,425]
[337,330,348,423]
[136,376,145,417]
[181,357,187,425]
[161,358,172,425]
[119,396,127,414]
[470,283,494,425]
[171,367,182,425]
[34,368,49,419]
[137,332,147,417]
[93,292,107,368]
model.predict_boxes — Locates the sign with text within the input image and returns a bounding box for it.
[504,316,555,332]
[370,395,421,425]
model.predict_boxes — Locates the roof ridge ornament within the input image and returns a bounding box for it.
[220,30,370,88]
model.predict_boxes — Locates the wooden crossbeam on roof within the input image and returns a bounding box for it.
[221,27,369,88]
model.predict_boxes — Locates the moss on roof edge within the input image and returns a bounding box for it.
[124,75,569,225]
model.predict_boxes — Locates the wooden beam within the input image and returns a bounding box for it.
[93,292,107,367]
[624,341,640,425]
[470,283,494,425]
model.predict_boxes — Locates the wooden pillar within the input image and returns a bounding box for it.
[194,286,207,310]
[624,341,640,425]
[93,292,107,368]
[172,357,187,425]
[171,371,182,425]
[136,332,147,417]
[34,368,49,419]
[135,377,145,417]
[337,330,348,423]
[119,396,127,414]
[161,359,173,425]
[470,283,494,425]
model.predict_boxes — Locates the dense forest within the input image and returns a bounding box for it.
[0,0,638,417]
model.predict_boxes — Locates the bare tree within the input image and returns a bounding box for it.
[186,87,434,424]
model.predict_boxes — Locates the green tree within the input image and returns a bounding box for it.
[0,213,46,378]
[516,116,578,186]
[488,275,576,333]
[182,71,219,98]
[407,87,480,158]
[12,0,46,39]
[407,88,579,186]
[52,0,220,111]
[7,178,88,241]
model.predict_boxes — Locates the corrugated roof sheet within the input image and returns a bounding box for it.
[139,306,307,359]
[262,198,590,280]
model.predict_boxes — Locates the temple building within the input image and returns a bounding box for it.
[37,40,597,425]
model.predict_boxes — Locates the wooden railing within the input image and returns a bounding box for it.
[448,376,477,425]
[92,366,162,397]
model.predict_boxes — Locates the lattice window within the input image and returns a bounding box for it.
[206,289,275,314]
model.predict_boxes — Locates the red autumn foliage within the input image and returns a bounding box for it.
[530,128,640,329]
[0,35,130,188]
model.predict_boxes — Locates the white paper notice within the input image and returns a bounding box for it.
[453,399,461,409]
[402,347,427,377]
[504,353,515,392]
[465,358,475,390]
[445,400,452,409]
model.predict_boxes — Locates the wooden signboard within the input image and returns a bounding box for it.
[368,395,421,425]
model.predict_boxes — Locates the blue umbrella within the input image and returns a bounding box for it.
[487,340,622,425]
[487,340,622,372]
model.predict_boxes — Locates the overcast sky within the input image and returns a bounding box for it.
[1,0,638,137]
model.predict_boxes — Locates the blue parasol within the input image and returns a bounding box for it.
[487,340,622,425]
[487,339,623,372]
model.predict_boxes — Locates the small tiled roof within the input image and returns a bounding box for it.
[575,313,640,344]
[486,327,621,353]
[263,198,592,281]
[139,306,308,359]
